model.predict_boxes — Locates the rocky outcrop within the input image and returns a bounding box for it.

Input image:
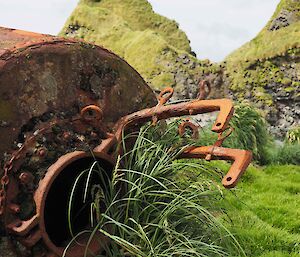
[61,0,300,138]
[229,53,300,138]
[269,9,296,31]
[225,0,300,138]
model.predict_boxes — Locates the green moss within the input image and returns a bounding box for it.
[268,0,300,21]
[227,0,300,67]
[286,126,300,144]
[252,87,273,105]
[225,0,300,107]
[150,72,175,89]
[60,0,208,90]
[97,0,191,52]
[291,81,300,88]
[284,86,295,92]
[280,77,291,85]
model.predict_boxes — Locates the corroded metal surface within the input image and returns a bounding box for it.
[0,26,156,161]
[0,27,156,257]
[180,146,252,188]
[0,27,252,257]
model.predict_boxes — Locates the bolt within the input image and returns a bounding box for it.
[38,148,47,157]
[19,172,34,184]
[8,203,20,214]
[90,131,98,138]
[63,131,71,140]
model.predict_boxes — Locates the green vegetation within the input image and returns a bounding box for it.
[65,119,300,256]
[77,0,192,52]
[61,1,300,256]
[197,102,270,163]
[60,0,220,90]
[265,143,300,165]
[66,122,244,256]
[264,124,300,165]
[286,126,300,144]
[219,163,300,257]
[64,111,300,256]
[225,0,300,105]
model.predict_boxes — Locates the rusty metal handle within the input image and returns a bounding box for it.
[198,80,211,100]
[178,120,199,139]
[179,146,252,188]
[158,87,174,105]
[94,99,234,154]
[122,98,233,135]
[80,105,103,121]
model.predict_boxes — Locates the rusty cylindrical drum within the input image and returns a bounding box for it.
[0,27,157,257]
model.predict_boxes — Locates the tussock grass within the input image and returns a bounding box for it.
[66,121,244,256]
[265,143,300,165]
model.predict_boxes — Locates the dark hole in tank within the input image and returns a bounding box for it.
[44,156,113,247]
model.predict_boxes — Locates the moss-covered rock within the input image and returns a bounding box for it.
[225,0,300,137]
[61,0,299,138]
[59,0,223,96]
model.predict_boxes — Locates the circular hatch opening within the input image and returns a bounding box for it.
[43,155,113,252]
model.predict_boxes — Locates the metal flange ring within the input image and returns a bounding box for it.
[80,105,103,122]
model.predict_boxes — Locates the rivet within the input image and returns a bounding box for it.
[19,172,33,184]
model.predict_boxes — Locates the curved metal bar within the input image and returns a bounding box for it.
[94,99,234,154]
[178,120,199,139]
[179,146,252,188]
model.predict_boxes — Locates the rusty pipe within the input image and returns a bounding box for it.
[179,146,252,188]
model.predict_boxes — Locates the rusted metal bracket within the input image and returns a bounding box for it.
[179,146,252,188]
[94,97,234,153]
[91,87,251,189]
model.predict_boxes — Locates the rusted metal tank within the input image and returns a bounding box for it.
[0,27,157,257]
[0,27,252,257]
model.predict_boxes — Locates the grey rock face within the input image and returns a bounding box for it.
[269,10,295,31]
[256,58,299,138]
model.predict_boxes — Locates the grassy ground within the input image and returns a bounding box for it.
[214,162,300,256]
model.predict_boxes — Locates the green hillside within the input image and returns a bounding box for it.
[60,0,221,93]
[60,0,299,136]
[225,0,300,137]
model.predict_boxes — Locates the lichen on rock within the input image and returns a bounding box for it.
[225,0,300,137]
[61,0,300,138]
